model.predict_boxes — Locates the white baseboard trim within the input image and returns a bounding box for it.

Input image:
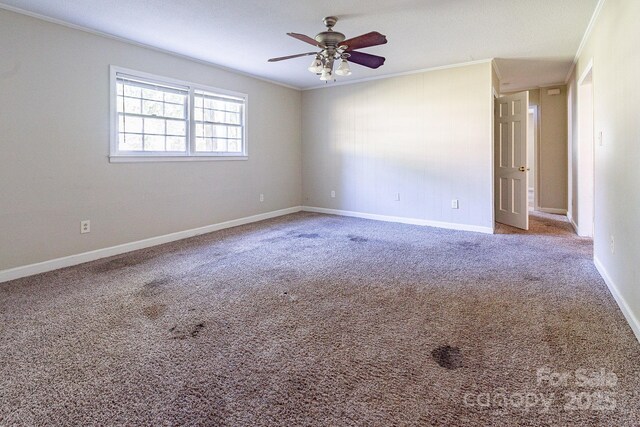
[302,206,494,234]
[567,212,579,234]
[594,257,640,343]
[0,206,303,284]
[538,207,568,215]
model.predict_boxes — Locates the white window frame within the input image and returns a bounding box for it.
[109,65,248,163]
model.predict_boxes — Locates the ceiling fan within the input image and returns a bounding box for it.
[268,16,387,81]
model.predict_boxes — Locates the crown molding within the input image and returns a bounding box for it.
[565,0,607,83]
[491,59,503,81]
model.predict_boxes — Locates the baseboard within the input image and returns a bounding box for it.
[567,211,579,234]
[0,206,303,284]
[302,206,494,234]
[594,257,640,343]
[538,207,568,215]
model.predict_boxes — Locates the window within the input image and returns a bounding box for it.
[194,90,244,154]
[110,66,247,162]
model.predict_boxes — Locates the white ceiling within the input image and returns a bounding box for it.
[0,0,599,90]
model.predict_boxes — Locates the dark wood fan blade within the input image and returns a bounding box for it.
[342,31,387,51]
[347,51,386,69]
[268,52,318,62]
[287,32,320,47]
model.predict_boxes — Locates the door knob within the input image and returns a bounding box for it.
[519,166,530,172]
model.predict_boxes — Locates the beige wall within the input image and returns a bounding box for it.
[568,0,640,338]
[538,86,568,211]
[302,62,495,231]
[0,10,302,271]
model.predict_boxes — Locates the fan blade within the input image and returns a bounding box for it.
[287,32,321,47]
[347,51,386,69]
[268,52,318,62]
[342,31,387,51]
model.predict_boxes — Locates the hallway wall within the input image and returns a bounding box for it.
[568,0,640,340]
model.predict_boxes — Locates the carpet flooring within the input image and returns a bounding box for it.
[1,212,639,426]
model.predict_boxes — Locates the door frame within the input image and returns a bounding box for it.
[576,59,595,237]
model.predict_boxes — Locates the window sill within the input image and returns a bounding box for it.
[109,155,249,163]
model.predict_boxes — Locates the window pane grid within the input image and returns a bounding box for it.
[116,76,188,153]
[113,70,246,158]
[193,89,244,154]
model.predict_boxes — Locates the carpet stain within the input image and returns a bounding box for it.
[170,322,206,339]
[349,235,368,243]
[297,233,319,239]
[138,278,170,298]
[91,256,146,273]
[459,241,481,250]
[191,323,205,337]
[142,304,166,320]
[431,345,463,370]
[524,275,542,282]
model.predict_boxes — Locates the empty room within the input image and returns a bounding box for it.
[1,0,639,425]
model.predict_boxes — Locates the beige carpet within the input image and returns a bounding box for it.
[1,211,639,426]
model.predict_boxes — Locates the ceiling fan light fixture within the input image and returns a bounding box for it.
[308,56,323,73]
[268,17,387,82]
[335,59,351,76]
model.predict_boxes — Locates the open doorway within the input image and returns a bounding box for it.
[576,63,595,237]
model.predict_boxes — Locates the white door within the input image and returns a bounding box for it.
[495,91,529,230]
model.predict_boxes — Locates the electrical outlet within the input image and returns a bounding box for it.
[330,190,336,198]
[610,235,615,254]
[80,220,90,234]
[451,199,459,209]
[395,193,400,201]
[259,193,264,202]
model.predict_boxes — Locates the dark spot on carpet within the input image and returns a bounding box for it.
[191,323,205,337]
[524,275,542,282]
[297,233,319,239]
[170,322,205,339]
[91,255,146,273]
[349,235,368,243]
[142,304,166,320]
[458,241,481,250]
[431,345,463,370]
[261,236,284,243]
[138,278,170,298]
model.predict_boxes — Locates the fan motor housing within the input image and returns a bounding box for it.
[315,31,345,47]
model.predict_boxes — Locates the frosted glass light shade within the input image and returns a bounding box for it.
[335,60,351,76]
[308,57,323,73]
